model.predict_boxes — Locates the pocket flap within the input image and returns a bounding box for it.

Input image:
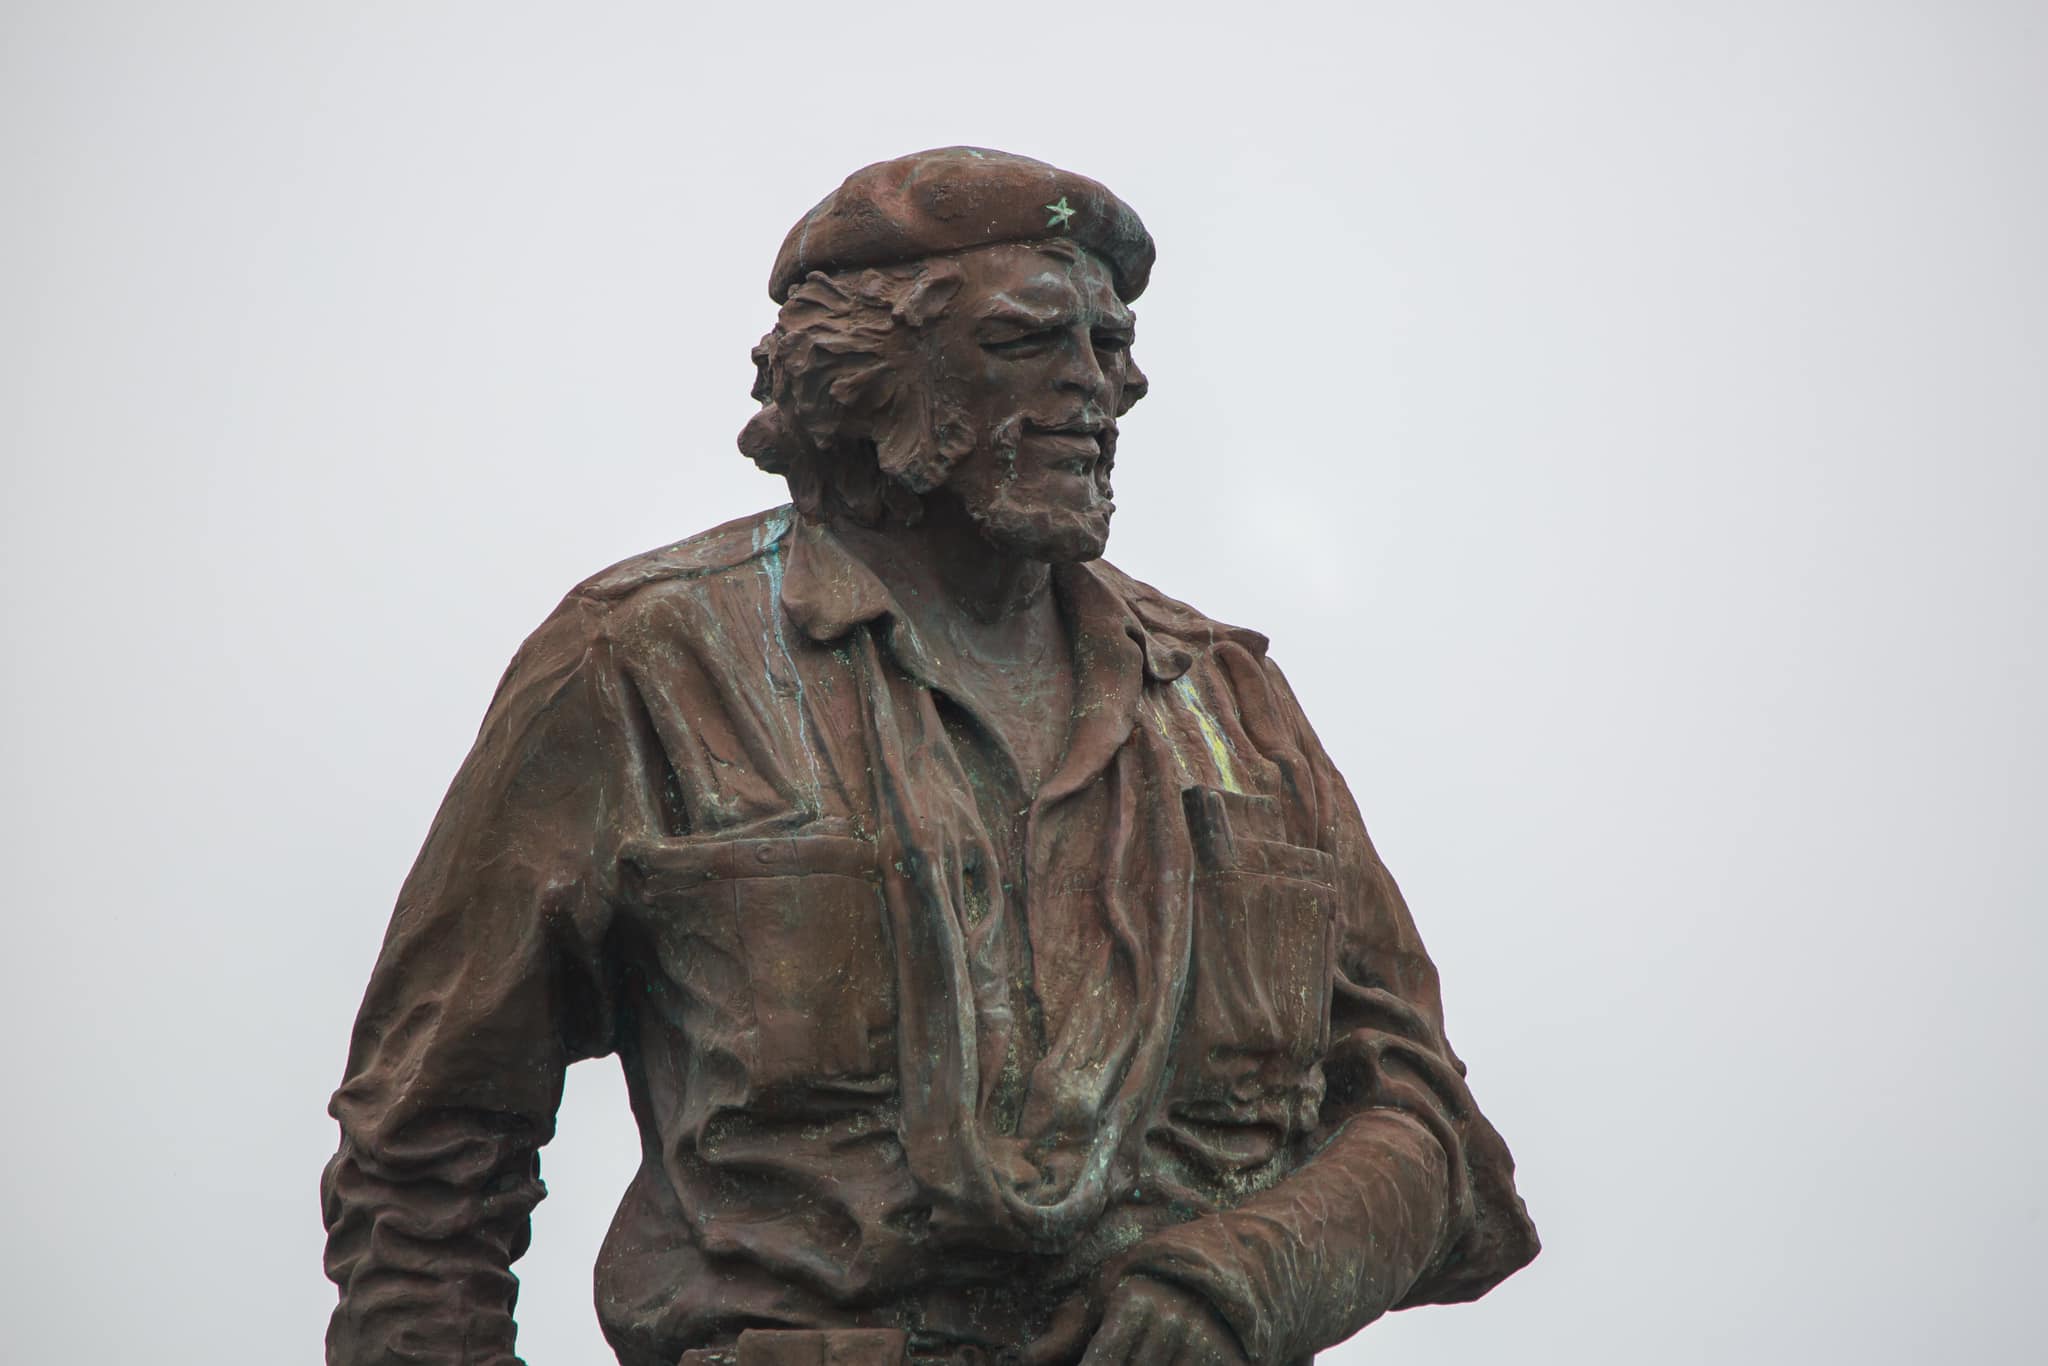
[1182,786,1333,882]
[1225,837,1338,884]
[619,831,877,899]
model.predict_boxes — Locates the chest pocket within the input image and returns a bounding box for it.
[1173,787,1337,1115]
[619,826,894,1092]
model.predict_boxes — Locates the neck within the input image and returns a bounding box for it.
[829,492,1051,626]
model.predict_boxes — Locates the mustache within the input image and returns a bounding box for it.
[1017,414,1120,469]
[1024,413,1117,440]
[980,413,1119,491]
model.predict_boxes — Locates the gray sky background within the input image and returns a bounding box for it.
[3,3,2043,1362]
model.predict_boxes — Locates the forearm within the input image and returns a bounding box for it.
[1118,1110,1452,1365]
[322,1113,546,1366]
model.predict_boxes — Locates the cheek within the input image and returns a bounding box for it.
[965,355,1038,406]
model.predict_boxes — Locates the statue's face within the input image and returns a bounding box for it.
[923,244,1139,563]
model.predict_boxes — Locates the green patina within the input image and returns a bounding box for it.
[1145,693,1198,787]
[1171,676,1242,793]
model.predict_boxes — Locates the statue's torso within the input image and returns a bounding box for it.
[584,508,1341,1357]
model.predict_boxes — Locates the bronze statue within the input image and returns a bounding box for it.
[322,147,1538,1366]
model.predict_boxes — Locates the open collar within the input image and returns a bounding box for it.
[777,513,1193,683]
[776,513,1195,804]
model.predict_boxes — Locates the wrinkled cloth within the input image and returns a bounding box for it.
[322,508,1537,1366]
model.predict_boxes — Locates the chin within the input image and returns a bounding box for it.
[1032,522,1111,564]
[975,501,1113,563]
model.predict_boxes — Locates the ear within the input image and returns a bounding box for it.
[890,259,965,329]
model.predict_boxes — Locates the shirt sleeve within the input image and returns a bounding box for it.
[321,592,646,1366]
[1114,653,1539,1364]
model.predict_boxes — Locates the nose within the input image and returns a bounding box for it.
[1051,329,1109,403]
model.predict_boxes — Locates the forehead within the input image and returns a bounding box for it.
[956,243,1132,326]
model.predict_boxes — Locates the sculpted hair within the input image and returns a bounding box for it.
[739,240,1146,526]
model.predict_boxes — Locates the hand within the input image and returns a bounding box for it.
[1075,1276,1248,1366]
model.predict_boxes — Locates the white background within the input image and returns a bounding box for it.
[3,3,2043,1363]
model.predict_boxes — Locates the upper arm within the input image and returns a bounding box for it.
[331,592,644,1157]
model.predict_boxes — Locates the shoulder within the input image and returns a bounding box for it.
[499,506,795,682]
[566,505,796,606]
[1087,557,1271,661]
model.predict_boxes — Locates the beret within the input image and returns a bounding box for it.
[769,146,1155,304]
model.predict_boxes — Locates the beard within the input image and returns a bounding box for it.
[964,481,1114,563]
[957,415,1116,563]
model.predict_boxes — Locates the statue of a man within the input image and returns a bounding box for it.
[322,148,1537,1366]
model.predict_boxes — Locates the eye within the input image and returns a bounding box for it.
[982,330,1058,357]
[1089,327,1138,356]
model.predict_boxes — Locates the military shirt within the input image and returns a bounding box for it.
[321,508,1536,1366]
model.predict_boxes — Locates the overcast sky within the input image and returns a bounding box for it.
[3,3,2043,1363]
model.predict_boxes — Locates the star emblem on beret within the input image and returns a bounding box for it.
[1044,196,1076,230]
